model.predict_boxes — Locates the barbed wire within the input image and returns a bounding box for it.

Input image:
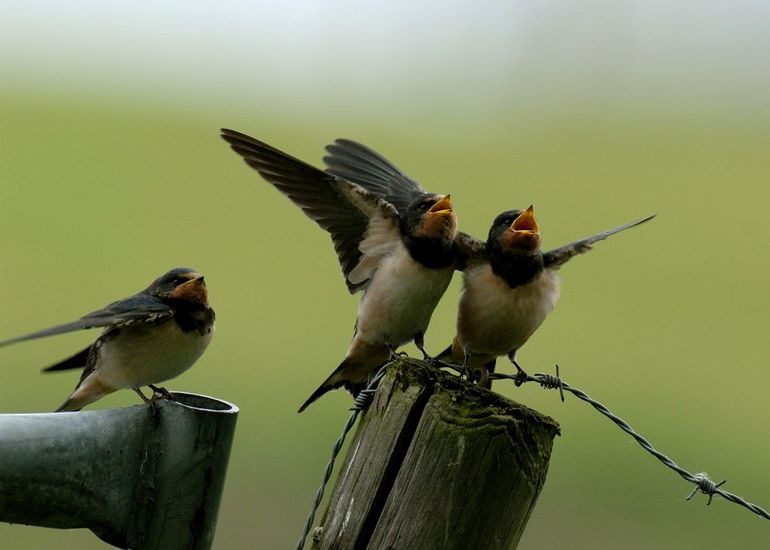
[488,367,770,521]
[297,359,769,550]
[295,362,391,550]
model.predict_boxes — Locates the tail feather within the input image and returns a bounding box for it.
[437,337,465,365]
[54,373,114,412]
[54,399,82,413]
[436,344,453,362]
[42,346,91,372]
[297,360,350,413]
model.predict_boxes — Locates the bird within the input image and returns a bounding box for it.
[439,206,655,387]
[0,268,215,411]
[324,141,655,387]
[221,130,459,412]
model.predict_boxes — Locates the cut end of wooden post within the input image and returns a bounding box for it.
[314,357,560,550]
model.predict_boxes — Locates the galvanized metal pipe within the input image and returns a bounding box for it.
[0,392,238,549]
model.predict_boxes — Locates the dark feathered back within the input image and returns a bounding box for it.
[222,130,402,293]
[324,139,427,216]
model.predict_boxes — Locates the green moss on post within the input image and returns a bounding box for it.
[313,358,559,550]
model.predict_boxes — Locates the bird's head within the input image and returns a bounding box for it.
[403,193,457,241]
[489,205,541,253]
[151,268,209,307]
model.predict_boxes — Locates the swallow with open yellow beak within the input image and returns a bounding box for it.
[221,130,458,412]
[440,206,655,386]
[0,268,215,411]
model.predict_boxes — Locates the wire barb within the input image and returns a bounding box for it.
[534,364,565,402]
[350,387,377,411]
[686,474,727,506]
[296,361,392,550]
[494,364,770,521]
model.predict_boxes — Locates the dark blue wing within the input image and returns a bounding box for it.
[543,215,656,270]
[0,293,172,347]
[221,129,401,293]
[324,139,427,216]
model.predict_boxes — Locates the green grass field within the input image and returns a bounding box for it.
[1,93,768,549]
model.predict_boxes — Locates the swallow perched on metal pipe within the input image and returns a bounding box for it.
[0,268,215,411]
[221,130,458,412]
[440,207,655,386]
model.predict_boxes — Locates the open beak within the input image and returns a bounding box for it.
[170,274,208,305]
[428,194,453,214]
[510,205,539,234]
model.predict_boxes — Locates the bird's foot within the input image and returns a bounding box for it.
[432,358,464,374]
[149,384,175,402]
[387,345,409,362]
[512,360,529,387]
[413,333,433,364]
[410,359,438,385]
[477,367,491,389]
[455,365,483,384]
[135,388,162,420]
[418,350,445,377]
[135,388,152,404]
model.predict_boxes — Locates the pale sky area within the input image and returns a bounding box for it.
[1,1,769,114]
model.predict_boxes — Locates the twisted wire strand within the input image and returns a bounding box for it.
[295,363,391,550]
[490,369,770,521]
[298,359,768,550]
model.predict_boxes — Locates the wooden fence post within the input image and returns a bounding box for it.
[312,358,560,550]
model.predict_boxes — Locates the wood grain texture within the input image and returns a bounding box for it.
[313,359,559,550]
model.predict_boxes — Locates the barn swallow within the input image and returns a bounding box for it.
[221,130,458,411]
[440,207,655,386]
[0,268,215,411]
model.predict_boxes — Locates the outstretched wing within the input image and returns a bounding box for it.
[453,231,488,271]
[221,129,401,293]
[543,214,656,270]
[324,138,427,215]
[0,293,173,347]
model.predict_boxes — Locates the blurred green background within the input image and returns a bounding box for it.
[1,2,769,549]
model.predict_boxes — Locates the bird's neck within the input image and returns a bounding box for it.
[487,248,544,289]
[168,300,215,334]
[403,234,456,269]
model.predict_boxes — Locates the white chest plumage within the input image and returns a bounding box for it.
[457,263,560,356]
[95,317,214,390]
[355,242,454,346]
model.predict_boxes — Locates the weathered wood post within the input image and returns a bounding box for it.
[311,358,559,550]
